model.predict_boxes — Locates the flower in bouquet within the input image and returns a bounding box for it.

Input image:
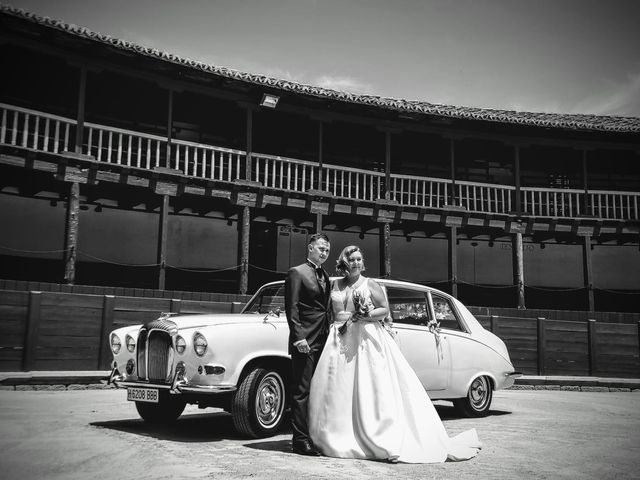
[338,290,373,335]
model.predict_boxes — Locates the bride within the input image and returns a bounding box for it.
[308,245,482,463]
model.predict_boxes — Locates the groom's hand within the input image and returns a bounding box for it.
[295,339,310,354]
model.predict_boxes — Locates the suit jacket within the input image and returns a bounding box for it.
[284,262,331,354]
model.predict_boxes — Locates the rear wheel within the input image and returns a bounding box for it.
[135,391,186,423]
[453,375,493,417]
[231,368,287,438]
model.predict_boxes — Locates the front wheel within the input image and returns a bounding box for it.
[135,391,186,424]
[231,368,287,438]
[453,375,493,417]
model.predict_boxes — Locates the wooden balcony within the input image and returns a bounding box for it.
[1,102,638,222]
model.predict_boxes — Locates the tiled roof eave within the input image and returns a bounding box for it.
[2,4,640,134]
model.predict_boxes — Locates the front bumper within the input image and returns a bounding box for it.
[108,367,237,394]
[503,371,523,389]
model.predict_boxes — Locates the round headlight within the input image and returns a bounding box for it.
[175,335,186,355]
[125,334,136,353]
[110,334,121,355]
[193,332,208,357]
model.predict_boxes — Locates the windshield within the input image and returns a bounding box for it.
[243,284,286,314]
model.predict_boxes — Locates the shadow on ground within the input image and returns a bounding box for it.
[90,411,250,442]
[90,404,508,443]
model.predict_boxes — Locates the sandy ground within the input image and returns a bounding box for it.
[0,389,638,480]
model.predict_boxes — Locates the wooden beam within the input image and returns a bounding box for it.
[63,181,79,285]
[238,205,250,294]
[448,225,458,298]
[583,235,595,312]
[245,107,253,181]
[384,130,391,200]
[166,89,173,169]
[23,291,42,371]
[98,295,115,370]
[157,194,169,289]
[537,317,546,375]
[449,138,456,207]
[379,222,391,278]
[513,145,522,215]
[587,318,598,375]
[317,120,324,191]
[75,65,87,154]
[512,231,526,309]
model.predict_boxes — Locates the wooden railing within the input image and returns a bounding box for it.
[1,102,638,221]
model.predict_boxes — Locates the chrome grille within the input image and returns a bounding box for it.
[147,331,171,382]
[136,317,177,382]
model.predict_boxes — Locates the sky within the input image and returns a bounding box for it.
[6,0,640,117]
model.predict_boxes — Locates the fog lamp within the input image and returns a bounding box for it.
[126,359,135,375]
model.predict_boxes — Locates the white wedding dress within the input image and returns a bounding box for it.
[308,277,482,463]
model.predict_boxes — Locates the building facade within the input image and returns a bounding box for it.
[1,6,639,312]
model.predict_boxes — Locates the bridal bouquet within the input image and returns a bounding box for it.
[337,290,374,335]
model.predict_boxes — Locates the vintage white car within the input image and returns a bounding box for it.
[108,279,521,438]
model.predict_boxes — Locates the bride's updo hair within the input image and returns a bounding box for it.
[335,245,365,276]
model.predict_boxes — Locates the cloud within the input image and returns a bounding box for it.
[569,72,640,117]
[313,75,375,95]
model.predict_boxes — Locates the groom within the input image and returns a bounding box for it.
[284,232,331,456]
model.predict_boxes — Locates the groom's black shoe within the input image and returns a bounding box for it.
[292,439,321,456]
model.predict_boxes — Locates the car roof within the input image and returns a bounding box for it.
[258,277,454,302]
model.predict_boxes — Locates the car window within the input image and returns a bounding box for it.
[431,294,463,331]
[386,286,432,326]
[243,285,286,314]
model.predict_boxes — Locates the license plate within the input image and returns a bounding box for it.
[127,387,159,403]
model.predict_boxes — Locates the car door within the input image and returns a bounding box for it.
[384,285,450,391]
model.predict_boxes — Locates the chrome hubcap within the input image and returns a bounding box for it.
[256,373,284,428]
[469,376,489,410]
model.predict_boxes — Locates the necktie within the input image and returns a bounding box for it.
[315,268,326,291]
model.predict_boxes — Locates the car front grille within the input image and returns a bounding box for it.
[136,318,176,382]
[147,331,171,382]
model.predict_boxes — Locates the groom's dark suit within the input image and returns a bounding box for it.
[285,260,331,447]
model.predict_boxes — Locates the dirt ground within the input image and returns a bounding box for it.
[0,389,638,480]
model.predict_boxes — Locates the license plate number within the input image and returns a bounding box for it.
[127,387,159,403]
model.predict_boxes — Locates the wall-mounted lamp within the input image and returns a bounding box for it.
[260,93,280,108]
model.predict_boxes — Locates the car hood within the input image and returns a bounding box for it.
[156,313,276,330]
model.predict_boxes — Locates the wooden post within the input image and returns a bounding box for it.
[245,107,253,181]
[587,319,597,376]
[23,291,42,371]
[384,130,391,200]
[449,138,456,206]
[448,225,458,297]
[170,299,182,313]
[166,89,173,169]
[380,222,391,278]
[75,65,87,154]
[582,149,589,215]
[514,145,521,215]
[582,235,595,312]
[314,212,323,233]
[512,232,526,309]
[64,181,80,285]
[317,120,324,191]
[490,315,499,336]
[239,205,250,294]
[98,295,115,370]
[537,317,546,375]
[157,194,169,290]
